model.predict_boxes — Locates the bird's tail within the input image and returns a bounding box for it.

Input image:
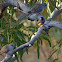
[0,51,5,57]
[0,51,3,55]
[16,13,28,23]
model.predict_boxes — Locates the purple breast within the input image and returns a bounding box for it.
[41,20,45,24]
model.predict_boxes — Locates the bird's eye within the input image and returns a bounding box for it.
[42,3,47,6]
[11,45,13,46]
[44,3,47,6]
[41,17,44,20]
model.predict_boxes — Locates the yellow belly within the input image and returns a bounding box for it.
[38,23,44,26]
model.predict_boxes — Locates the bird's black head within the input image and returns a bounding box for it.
[42,3,47,6]
[40,17,45,24]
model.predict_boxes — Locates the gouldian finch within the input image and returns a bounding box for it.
[16,1,47,23]
[38,17,46,26]
[0,43,15,55]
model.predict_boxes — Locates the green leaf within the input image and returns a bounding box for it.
[28,29,35,32]
[59,42,62,47]
[7,30,9,43]
[26,47,28,54]
[37,45,40,59]
[15,53,19,62]
[48,40,51,47]
[53,58,58,62]
[47,2,51,17]
[41,40,42,46]
[48,49,58,59]
[37,39,40,59]
[18,50,23,62]
[14,35,22,45]
[42,35,51,47]
[52,43,59,50]
[50,0,59,10]
[17,33,26,43]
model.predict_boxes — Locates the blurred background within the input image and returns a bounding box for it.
[0,0,62,62]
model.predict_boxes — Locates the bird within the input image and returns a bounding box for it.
[38,16,46,26]
[28,13,46,25]
[28,2,47,21]
[17,0,31,14]
[0,43,15,55]
[31,2,47,13]
[16,0,47,25]
[17,1,47,14]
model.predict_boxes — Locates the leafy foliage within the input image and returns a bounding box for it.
[0,0,62,62]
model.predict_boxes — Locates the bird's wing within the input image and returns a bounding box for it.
[28,13,39,21]
[17,0,31,14]
[31,2,42,13]
[31,2,47,13]
[1,45,9,53]
[17,13,29,23]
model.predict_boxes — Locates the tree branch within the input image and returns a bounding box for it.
[0,0,62,62]
[17,2,62,23]
[47,2,62,21]
[45,21,62,29]
[0,0,30,19]
[0,2,14,19]
[1,21,62,62]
